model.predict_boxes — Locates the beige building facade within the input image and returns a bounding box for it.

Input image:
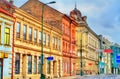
[13,8,62,79]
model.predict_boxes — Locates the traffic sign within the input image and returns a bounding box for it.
[116,60,120,63]
[47,56,54,61]
[116,56,120,59]
[104,49,113,53]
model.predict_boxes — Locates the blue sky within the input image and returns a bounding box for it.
[14,0,120,44]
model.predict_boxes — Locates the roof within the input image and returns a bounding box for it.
[0,0,15,18]
[20,0,64,30]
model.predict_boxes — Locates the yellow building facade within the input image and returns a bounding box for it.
[13,8,62,79]
[76,23,99,75]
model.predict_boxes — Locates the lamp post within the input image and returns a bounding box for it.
[41,1,56,79]
[77,30,88,76]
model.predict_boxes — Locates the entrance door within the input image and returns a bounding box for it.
[0,59,3,79]
[22,54,26,78]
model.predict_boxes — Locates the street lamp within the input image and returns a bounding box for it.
[77,30,88,76]
[41,1,56,79]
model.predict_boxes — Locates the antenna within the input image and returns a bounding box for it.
[75,1,77,9]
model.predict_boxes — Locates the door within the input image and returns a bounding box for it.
[22,54,26,78]
[0,59,3,79]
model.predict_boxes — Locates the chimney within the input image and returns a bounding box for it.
[9,0,14,4]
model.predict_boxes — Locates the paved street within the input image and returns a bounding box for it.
[74,75,120,79]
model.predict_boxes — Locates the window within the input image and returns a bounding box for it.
[39,31,42,44]
[34,56,37,74]
[34,29,37,43]
[56,38,58,49]
[23,25,27,40]
[15,53,20,74]
[58,39,61,51]
[4,28,10,45]
[29,27,32,41]
[38,56,41,74]
[28,55,32,74]
[47,61,50,74]
[52,36,55,48]
[43,33,46,45]
[48,34,50,46]
[16,22,20,38]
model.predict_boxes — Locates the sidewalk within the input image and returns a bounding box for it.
[53,75,80,79]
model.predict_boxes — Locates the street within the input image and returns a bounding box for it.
[75,75,120,79]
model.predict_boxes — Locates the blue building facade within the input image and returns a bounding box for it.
[111,43,120,74]
[0,0,14,78]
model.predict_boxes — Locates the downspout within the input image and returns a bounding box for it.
[11,16,16,79]
[69,20,72,76]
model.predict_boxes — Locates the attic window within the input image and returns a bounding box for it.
[26,9,31,14]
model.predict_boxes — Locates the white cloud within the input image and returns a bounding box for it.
[103,35,114,43]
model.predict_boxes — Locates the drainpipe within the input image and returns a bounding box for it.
[69,20,72,76]
[11,16,16,79]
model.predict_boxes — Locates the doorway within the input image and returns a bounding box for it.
[22,54,26,78]
[53,61,57,77]
[0,59,3,79]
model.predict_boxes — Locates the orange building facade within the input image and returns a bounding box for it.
[62,14,77,76]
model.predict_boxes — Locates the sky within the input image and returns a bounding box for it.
[14,0,120,44]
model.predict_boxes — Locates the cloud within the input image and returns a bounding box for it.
[103,35,114,43]
[14,0,120,44]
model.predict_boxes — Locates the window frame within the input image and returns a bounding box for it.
[4,27,10,45]
[28,55,32,74]
[29,27,32,41]
[23,24,27,40]
[16,22,20,38]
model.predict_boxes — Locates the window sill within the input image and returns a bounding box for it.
[4,44,11,47]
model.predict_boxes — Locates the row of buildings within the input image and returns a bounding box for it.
[0,0,120,79]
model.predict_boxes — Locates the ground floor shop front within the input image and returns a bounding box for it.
[14,48,62,79]
[62,57,76,76]
[76,57,98,75]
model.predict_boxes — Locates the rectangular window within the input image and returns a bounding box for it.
[56,38,58,49]
[23,25,27,40]
[16,22,20,38]
[34,56,37,74]
[59,39,61,51]
[29,27,32,41]
[48,34,50,46]
[38,56,41,74]
[4,28,10,45]
[39,31,42,44]
[15,53,20,74]
[34,29,37,43]
[52,36,55,48]
[28,55,32,74]
[43,33,46,45]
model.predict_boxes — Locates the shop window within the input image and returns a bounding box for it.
[38,56,41,74]
[47,61,50,74]
[34,56,37,74]
[28,55,32,74]
[15,53,20,74]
